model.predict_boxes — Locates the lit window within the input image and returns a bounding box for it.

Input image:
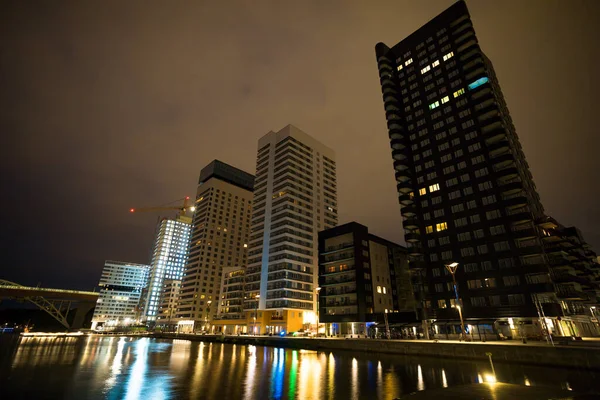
[428,101,440,110]
[467,76,489,90]
[453,88,465,98]
[441,96,449,104]
[443,52,454,61]
[432,60,440,68]
[420,65,431,74]
[426,226,433,234]
[429,183,440,192]
[405,58,413,66]
[383,287,387,294]
[377,286,382,293]
[419,188,427,196]
[436,222,448,232]
[397,64,403,71]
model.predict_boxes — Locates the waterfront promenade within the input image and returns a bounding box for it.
[140,332,600,370]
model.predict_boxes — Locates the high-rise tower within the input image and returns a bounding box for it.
[176,160,254,332]
[143,215,191,323]
[244,124,337,334]
[374,1,596,334]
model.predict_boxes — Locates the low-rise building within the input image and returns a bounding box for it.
[318,222,414,337]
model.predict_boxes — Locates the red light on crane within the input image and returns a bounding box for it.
[185,196,190,200]
[130,208,135,213]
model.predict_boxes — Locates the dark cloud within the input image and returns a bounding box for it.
[1,0,598,289]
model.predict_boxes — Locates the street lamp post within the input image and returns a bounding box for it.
[445,262,466,341]
[254,294,260,336]
[315,287,321,337]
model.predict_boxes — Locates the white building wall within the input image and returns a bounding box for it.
[92,260,150,328]
[247,125,338,315]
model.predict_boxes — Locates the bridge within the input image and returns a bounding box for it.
[0,280,99,330]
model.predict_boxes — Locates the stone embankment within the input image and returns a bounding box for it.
[146,333,600,369]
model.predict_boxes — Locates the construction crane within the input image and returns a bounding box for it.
[129,196,195,216]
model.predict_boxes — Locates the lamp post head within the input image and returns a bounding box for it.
[207,300,212,305]
[316,287,321,292]
[445,262,459,274]
[255,294,260,299]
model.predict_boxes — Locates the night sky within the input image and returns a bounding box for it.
[1,1,599,290]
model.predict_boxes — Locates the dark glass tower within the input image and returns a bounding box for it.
[374,1,599,336]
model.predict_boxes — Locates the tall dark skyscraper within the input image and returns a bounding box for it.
[375,1,599,338]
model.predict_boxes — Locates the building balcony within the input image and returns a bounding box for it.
[324,301,358,307]
[541,303,564,317]
[392,148,408,162]
[390,135,408,149]
[508,211,533,224]
[323,288,357,297]
[527,282,555,293]
[395,170,411,184]
[321,276,356,287]
[401,204,417,217]
[480,118,504,135]
[405,232,420,243]
[521,263,549,274]
[402,217,419,230]
[397,181,413,194]
[547,255,570,268]
[511,227,537,239]
[487,139,510,155]
[503,194,528,208]
[517,243,543,256]
[500,181,524,196]
[496,166,519,181]
[556,287,589,301]
[491,153,515,169]
[407,245,422,256]
[398,193,415,206]
[394,160,410,173]
[551,270,590,286]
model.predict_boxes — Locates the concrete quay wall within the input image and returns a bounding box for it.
[147,333,600,369]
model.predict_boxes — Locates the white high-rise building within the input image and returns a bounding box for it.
[143,214,191,322]
[91,260,150,330]
[244,124,337,334]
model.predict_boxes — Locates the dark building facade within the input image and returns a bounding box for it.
[318,222,415,337]
[375,1,599,337]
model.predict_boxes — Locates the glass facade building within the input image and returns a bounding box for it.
[143,215,191,322]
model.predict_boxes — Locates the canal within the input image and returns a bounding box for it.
[0,335,598,399]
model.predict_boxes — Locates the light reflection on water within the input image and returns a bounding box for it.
[0,335,598,399]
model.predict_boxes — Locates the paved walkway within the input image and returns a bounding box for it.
[398,383,596,400]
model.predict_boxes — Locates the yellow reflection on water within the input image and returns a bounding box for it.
[376,361,383,398]
[297,350,323,399]
[243,345,257,400]
[189,342,205,398]
[417,364,425,391]
[383,366,401,400]
[442,368,448,388]
[104,337,125,390]
[327,353,335,400]
[351,357,359,400]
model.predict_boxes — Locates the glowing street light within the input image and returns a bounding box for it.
[445,262,466,341]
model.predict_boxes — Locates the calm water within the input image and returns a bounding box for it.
[0,335,598,399]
